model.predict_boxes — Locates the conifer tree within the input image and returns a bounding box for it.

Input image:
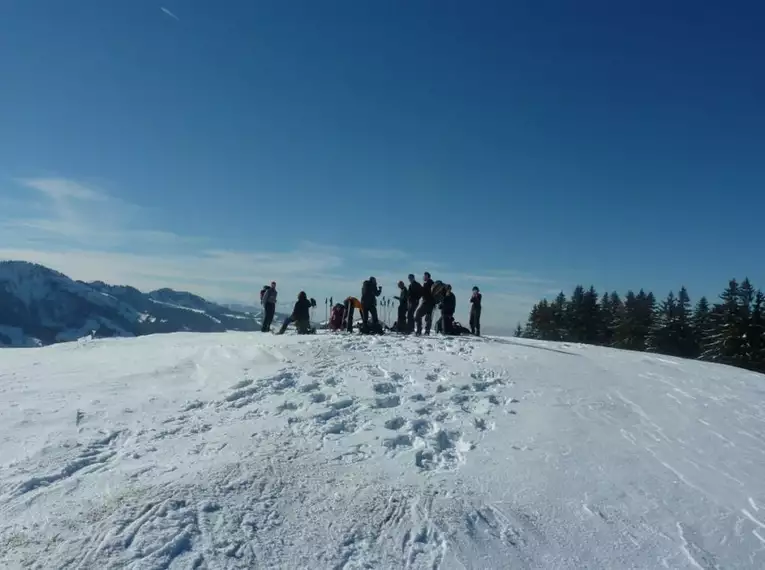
[746,291,765,372]
[614,290,638,350]
[565,285,586,342]
[692,296,713,358]
[551,292,567,341]
[647,291,676,354]
[514,323,523,338]
[599,292,612,345]
[703,279,743,365]
[523,303,541,339]
[519,276,761,374]
[582,286,601,343]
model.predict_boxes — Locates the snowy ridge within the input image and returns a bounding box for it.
[0,261,260,347]
[1,331,764,568]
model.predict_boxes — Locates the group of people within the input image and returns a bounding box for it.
[367,272,482,336]
[258,272,483,337]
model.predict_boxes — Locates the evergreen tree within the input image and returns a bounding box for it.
[519,276,761,374]
[523,303,541,338]
[565,285,586,342]
[599,292,613,345]
[703,279,744,366]
[746,291,765,373]
[692,296,713,358]
[647,291,676,354]
[514,323,523,338]
[534,299,559,341]
[614,290,638,350]
[551,292,567,341]
[582,286,601,343]
[599,291,622,346]
[675,286,696,358]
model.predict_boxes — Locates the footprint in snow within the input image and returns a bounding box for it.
[325,420,356,435]
[373,395,401,409]
[231,378,254,390]
[414,428,472,472]
[310,393,328,403]
[383,434,412,449]
[276,401,299,413]
[373,382,398,394]
[384,417,406,430]
[329,398,354,410]
[409,419,432,437]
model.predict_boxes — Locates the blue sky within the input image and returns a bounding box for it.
[1,0,763,332]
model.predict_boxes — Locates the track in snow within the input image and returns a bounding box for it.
[1,330,764,569]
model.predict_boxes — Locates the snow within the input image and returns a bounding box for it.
[222,314,250,320]
[1,332,764,569]
[148,298,223,324]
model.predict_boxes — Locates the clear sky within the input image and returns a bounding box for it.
[1,0,763,333]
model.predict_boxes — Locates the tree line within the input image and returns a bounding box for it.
[515,278,765,374]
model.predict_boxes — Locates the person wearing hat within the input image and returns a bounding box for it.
[406,273,422,333]
[470,286,482,336]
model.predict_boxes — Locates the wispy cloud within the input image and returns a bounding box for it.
[18,178,107,202]
[0,177,555,330]
[160,7,180,21]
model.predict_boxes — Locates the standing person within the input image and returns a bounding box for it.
[260,281,278,332]
[406,274,422,333]
[394,281,409,332]
[469,286,482,336]
[440,284,456,334]
[415,271,435,336]
[360,276,382,328]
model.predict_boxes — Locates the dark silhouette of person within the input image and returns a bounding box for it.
[469,286,482,336]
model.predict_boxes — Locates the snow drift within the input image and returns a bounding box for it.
[1,331,764,569]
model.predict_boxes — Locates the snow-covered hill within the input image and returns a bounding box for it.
[0,261,260,347]
[1,332,764,569]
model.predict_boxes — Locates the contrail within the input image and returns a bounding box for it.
[161,7,180,21]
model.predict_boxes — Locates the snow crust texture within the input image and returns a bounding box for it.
[1,331,764,569]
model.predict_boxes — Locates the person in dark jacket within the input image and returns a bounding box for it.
[276,291,314,334]
[469,286,482,336]
[415,271,435,335]
[394,280,409,332]
[360,276,382,327]
[260,281,277,332]
[439,284,456,334]
[406,274,422,333]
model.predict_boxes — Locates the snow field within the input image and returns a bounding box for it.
[1,331,764,569]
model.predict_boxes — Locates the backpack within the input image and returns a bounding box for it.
[431,280,446,304]
[260,285,270,302]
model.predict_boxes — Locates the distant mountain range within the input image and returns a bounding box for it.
[0,261,287,347]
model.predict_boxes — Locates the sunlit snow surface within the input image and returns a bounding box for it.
[1,331,764,569]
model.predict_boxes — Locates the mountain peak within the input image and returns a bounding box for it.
[1,262,260,347]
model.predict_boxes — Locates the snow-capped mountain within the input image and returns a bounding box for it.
[1,330,763,568]
[0,261,260,347]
